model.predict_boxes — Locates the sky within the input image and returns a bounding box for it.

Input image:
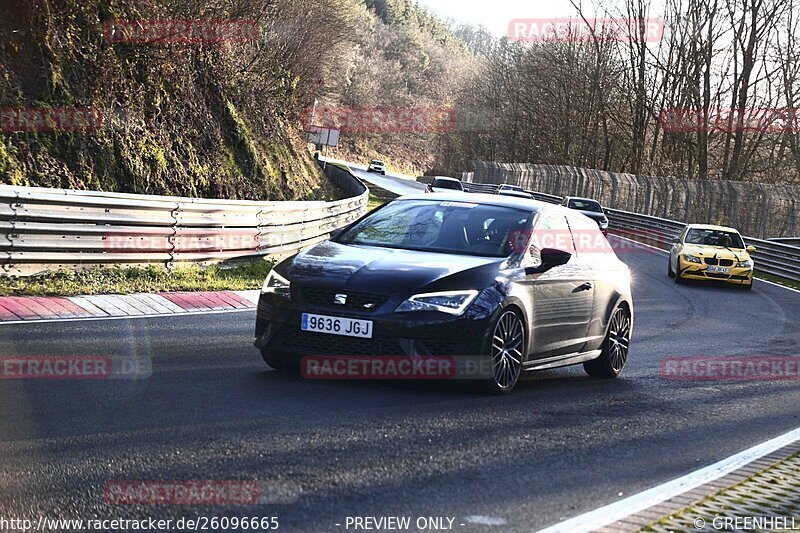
[414,0,665,37]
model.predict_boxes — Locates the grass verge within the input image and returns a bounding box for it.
[0,260,274,297]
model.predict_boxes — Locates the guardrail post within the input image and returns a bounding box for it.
[255,207,265,255]
[168,202,179,270]
[3,191,19,274]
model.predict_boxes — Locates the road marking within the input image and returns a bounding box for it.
[539,425,800,532]
[464,516,508,526]
[610,234,800,295]
[0,307,255,326]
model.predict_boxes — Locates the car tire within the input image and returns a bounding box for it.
[584,306,631,379]
[479,308,525,394]
[740,280,753,291]
[260,350,298,373]
[667,258,675,278]
[674,265,685,284]
[381,171,386,175]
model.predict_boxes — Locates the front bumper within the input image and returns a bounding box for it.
[254,292,492,360]
[678,259,753,285]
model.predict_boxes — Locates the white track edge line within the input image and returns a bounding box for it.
[0,307,255,326]
[610,233,800,295]
[538,425,800,532]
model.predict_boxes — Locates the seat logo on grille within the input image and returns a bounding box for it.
[334,293,348,305]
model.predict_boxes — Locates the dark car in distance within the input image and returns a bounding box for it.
[425,176,467,193]
[255,193,633,393]
[496,188,534,200]
[562,196,609,234]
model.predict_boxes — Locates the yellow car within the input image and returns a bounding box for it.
[668,224,756,290]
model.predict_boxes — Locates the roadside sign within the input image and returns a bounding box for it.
[306,126,340,147]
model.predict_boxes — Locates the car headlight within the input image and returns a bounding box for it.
[682,254,702,264]
[262,270,291,297]
[395,290,479,315]
[737,259,754,269]
[599,219,609,229]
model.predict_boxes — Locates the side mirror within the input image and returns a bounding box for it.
[747,245,756,252]
[525,248,572,274]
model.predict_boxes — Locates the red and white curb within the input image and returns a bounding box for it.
[0,290,259,323]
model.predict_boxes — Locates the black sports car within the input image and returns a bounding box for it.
[255,193,633,393]
[561,196,609,234]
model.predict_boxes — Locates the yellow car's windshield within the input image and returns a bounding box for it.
[685,229,745,249]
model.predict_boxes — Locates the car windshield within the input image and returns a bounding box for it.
[685,228,745,248]
[500,185,523,192]
[371,160,383,165]
[432,178,462,190]
[337,199,535,257]
[568,199,603,212]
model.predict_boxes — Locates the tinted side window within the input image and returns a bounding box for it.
[567,214,616,263]
[536,214,576,255]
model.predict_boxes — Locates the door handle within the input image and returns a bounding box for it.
[574,282,593,292]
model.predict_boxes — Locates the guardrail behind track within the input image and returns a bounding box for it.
[0,164,368,276]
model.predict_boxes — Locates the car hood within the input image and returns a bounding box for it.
[682,244,750,261]
[577,210,607,222]
[283,241,503,294]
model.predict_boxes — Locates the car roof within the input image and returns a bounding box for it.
[686,223,740,233]
[496,190,533,198]
[431,176,460,182]
[564,196,601,203]
[396,192,570,213]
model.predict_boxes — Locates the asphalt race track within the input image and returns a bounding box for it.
[343,164,428,196]
[1,173,799,531]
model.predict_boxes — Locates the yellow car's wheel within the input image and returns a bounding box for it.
[674,264,685,284]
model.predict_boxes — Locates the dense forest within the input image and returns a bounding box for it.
[1,0,798,196]
[437,0,800,183]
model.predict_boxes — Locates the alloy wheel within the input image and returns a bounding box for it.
[490,310,525,390]
[606,308,631,372]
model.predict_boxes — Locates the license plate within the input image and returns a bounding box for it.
[707,265,730,274]
[301,313,373,339]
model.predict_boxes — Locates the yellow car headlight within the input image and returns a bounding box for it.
[682,254,702,264]
[737,259,753,269]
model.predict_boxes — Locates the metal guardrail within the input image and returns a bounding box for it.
[770,237,800,246]
[0,165,368,276]
[455,179,800,284]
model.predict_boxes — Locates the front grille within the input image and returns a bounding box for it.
[704,257,734,267]
[271,328,401,356]
[299,287,389,312]
[269,328,479,357]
